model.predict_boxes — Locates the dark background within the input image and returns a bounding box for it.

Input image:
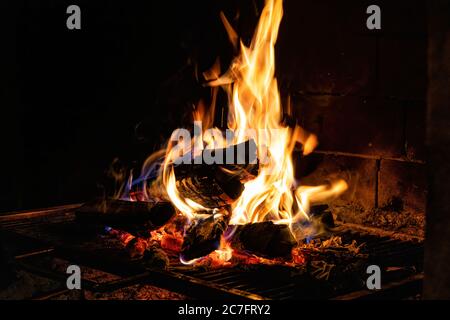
[0,0,427,213]
[0,0,247,211]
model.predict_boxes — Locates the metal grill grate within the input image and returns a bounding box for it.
[0,205,424,300]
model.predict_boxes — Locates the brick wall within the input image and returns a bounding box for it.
[276,0,427,236]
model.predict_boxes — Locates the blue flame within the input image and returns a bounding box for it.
[120,157,164,200]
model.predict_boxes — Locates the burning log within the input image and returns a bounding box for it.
[175,176,235,208]
[142,246,170,269]
[174,139,258,174]
[104,226,170,269]
[310,204,335,228]
[174,140,258,207]
[180,209,230,262]
[228,222,297,258]
[75,199,176,237]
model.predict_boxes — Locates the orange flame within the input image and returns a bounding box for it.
[129,0,348,264]
[163,0,347,233]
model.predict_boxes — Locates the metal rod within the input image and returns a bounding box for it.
[0,204,83,223]
[15,248,55,260]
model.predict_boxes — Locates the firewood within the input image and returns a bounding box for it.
[173,140,258,207]
[310,204,335,228]
[180,209,230,261]
[229,222,297,258]
[75,199,176,237]
[142,246,170,269]
[175,175,234,208]
[174,139,258,174]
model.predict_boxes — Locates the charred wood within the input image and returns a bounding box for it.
[174,139,258,174]
[175,175,233,208]
[75,199,176,237]
[173,140,258,207]
[310,204,335,228]
[229,222,297,258]
[181,209,230,261]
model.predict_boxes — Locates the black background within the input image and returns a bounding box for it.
[1,0,264,211]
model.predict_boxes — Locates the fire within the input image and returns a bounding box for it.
[163,0,346,229]
[122,0,348,264]
[214,238,234,263]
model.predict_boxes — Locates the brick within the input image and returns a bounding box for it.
[379,37,427,99]
[297,153,377,209]
[281,0,426,36]
[293,95,405,158]
[378,160,427,213]
[276,0,377,95]
[277,0,427,97]
[329,0,426,36]
[370,0,427,35]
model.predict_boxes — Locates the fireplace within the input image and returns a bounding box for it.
[1,0,448,301]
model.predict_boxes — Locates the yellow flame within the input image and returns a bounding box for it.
[158,0,347,242]
[214,239,234,262]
